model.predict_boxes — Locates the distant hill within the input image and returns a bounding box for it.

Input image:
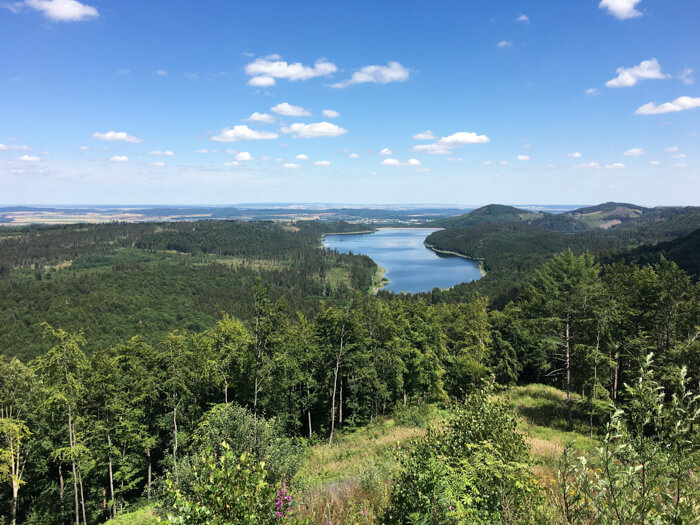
[430,204,591,232]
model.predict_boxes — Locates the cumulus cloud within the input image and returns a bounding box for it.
[411,130,490,155]
[672,153,687,159]
[517,155,531,161]
[245,56,337,86]
[224,161,240,167]
[295,154,309,160]
[605,162,626,169]
[567,152,582,158]
[152,162,165,167]
[211,125,279,142]
[23,0,98,21]
[271,103,311,117]
[244,112,275,123]
[381,158,421,167]
[573,162,601,168]
[606,58,667,88]
[665,146,679,152]
[155,70,168,76]
[379,148,393,156]
[599,0,643,20]
[349,153,360,159]
[516,14,529,23]
[497,41,512,48]
[109,156,128,162]
[0,143,32,151]
[635,96,700,115]
[93,131,142,143]
[235,152,254,161]
[195,149,211,153]
[412,130,437,140]
[331,61,409,88]
[675,163,688,168]
[280,122,348,139]
[650,160,660,165]
[624,148,646,156]
[322,109,340,118]
[150,150,175,156]
[585,88,599,96]
[283,163,301,169]
[314,160,331,167]
[19,155,39,161]
[483,161,493,166]
[448,158,463,162]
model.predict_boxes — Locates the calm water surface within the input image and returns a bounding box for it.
[323,228,482,294]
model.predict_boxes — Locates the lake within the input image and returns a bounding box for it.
[323,228,482,294]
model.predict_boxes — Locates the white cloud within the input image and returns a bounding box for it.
[606,58,667,88]
[322,109,340,118]
[585,88,599,96]
[235,151,254,161]
[412,131,489,155]
[283,163,301,169]
[150,150,175,157]
[195,149,210,154]
[675,163,688,168]
[249,76,276,87]
[19,154,39,161]
[672,153,687,159]
[379,147,393,156]
[679,68,694,85]
[152,162,165,167]
[599,0,643,20]
[605,162,626,169]
[623,148,646,156]
[349,153,360,159]
[499,160,509,165]
[567,152,582,158]
[295,154,309,160]
[0,143,32,151]
[573,162,601,168]
[381,158,421,167]
[412,130,437,140]
[244,112,275,123]
[280,122,348,139]
[245,57,337,86]
[156,70,168,76]
[517,155,531,161]
[24,0,98,21]
[516,14,529,23]
[314,160,331,167]
[93,131,142,143]
[665,146,679,152]
[224,161,240,167]
[497,41,512,48]
[483,161,493,166]
[109,156,129,162]
[211,125,279,142]
[331,61,409,88]
[636,96,700,115]
[271,103,311,117]
[650,160,660,165]
[448,158,463,162]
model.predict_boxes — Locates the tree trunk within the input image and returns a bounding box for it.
[172,399,179,482]
[77,458,87,525]
[328,315,347,446]
[11,478,18,525]
[613,354,619,401]
[146,447,152,500]
[590,329,600,438]
[565,318,573,432]
[59,463,64,504]
[339,378,343,428]
[107,431,116,517]
[67,406,80,525]
[306,383,313,438]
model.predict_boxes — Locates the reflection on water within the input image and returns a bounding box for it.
[323,228,482,294]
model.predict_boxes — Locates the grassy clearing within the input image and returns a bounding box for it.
[104,504,158,525]
[293,411,435,524]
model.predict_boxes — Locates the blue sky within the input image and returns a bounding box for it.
[1,0,698,205]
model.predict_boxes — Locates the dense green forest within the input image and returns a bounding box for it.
[1,209,699,524]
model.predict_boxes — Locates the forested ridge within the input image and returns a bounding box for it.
[0,212,699,524]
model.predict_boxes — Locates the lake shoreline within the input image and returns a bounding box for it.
[423,242,487,277]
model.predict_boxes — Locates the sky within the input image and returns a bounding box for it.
[1,0,699,206]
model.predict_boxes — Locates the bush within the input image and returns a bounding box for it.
[386,381,544,524]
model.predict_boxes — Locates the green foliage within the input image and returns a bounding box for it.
[556,356,700,524]
[162,443,308,525]
[386,382,543,524]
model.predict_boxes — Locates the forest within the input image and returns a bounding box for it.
[0,211,699,524]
